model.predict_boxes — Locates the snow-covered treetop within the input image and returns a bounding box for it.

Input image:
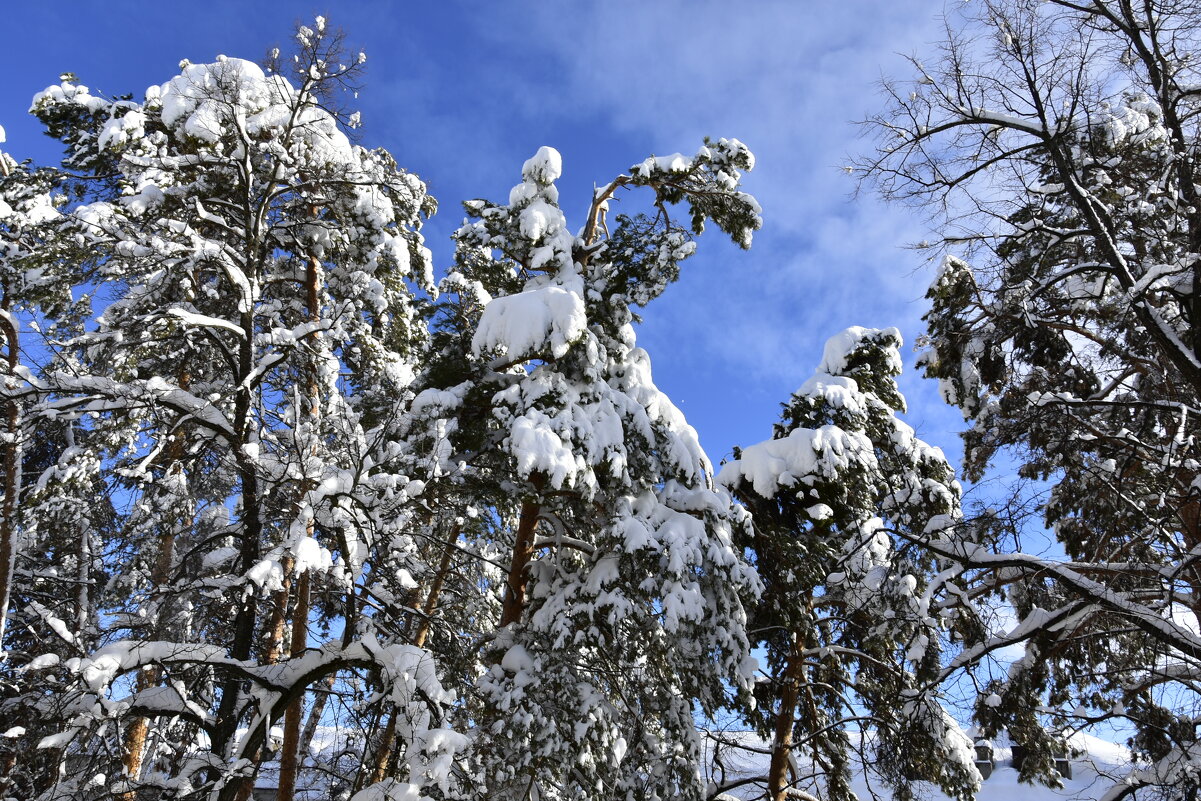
[719,326,942,502]
[468,145,584,363]
[28,47,435,402]
[459,138,761,375]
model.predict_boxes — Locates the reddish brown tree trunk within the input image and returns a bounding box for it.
[276,570,310,800]
[263,561,296,665]
[1180,498,1201,625]
[413,526,459,649]
[366,526,461,786]
[500,480,544,628]
[274,248,323,801]
[768,635,804,801]
[367,713,399,788]
[229,567,297,801]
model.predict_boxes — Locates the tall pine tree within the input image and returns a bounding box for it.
[720,327,978,801]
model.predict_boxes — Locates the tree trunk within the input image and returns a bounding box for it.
[276,569,310,800]
[299,673,335,763]
[228,556,296,801]
[1179,497,1201,626]
[367,713,399,789]
[117,589,169,793]
[413,525,459,649]
[214,306,265,801]
[500,480,544,628]
[263,560,296,665]
[768,634,803,801]
[118,369,190,798]
[275,248,323,801]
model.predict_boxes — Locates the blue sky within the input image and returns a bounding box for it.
[0,1,964,469]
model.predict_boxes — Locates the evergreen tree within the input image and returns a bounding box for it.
[719,327,977,801]
[420,141,763,801]
[0,124,106,800]
[7,21,446,800]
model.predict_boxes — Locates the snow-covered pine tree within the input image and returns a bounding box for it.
[718,326,978,801]
[861,1,1201,796]
[0,136,38,659]
[11,21,453,800]
[412,141,763,800]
